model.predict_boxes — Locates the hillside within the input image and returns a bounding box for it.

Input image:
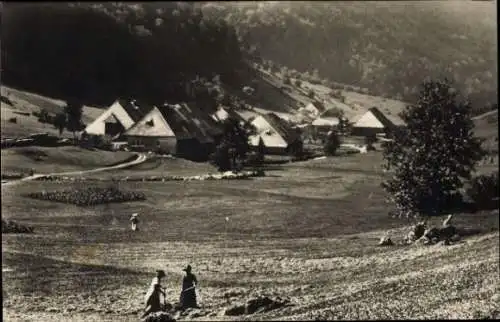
[201,1,497,113]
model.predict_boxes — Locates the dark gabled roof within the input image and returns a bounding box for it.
[158,103,222,143]
[366,107,396,129]
[117,98,155,123]
[262,112,300,144]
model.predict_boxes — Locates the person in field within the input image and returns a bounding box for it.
[142,270,167,318]
[130,213,139,231]
[179,265,199,310]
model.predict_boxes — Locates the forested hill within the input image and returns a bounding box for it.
[201,1,497,111]
[1,2,254,109]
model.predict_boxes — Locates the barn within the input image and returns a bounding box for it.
[249,113,303,155]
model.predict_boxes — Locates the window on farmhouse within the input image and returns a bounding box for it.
[146,119,154,127]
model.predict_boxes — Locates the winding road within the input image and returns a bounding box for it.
[1,153,148,186]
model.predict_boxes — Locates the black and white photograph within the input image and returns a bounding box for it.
[1,1,498,321]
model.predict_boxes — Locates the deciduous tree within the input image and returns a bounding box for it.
[381,79,485,217]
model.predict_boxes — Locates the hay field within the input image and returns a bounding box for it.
[2,152,499,321]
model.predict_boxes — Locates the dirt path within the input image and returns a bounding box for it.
[1,153,148,186]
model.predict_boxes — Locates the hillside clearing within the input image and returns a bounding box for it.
[1,86,103,138]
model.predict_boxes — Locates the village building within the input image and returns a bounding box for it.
[311,116,340,134]
[83,99,154,137]
[249,113,303,155]
[124,103,223,161]
[351,107,404,137]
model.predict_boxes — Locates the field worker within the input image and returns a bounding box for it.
[130,213,139,231]
[442,214,453,227]
[142,270,167,318]
[179,265,199,310]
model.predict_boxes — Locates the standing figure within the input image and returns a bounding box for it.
[179,265,199,310]
[130,213,139,231]
[142,270,167,318]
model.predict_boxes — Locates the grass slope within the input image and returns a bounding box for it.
[1,86,103,138]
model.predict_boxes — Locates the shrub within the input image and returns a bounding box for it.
[307,89,315,98]
[2,219,34,234]
[323,130,341,156]
[283,77,291,85]
[466,172,499,209]
[294,79,302,87]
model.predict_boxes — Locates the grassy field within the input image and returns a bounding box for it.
[2,151,499,321]
[1,146,134,175]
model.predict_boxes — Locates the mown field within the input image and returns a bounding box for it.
[2,151,499,321]
[1,146,134,175]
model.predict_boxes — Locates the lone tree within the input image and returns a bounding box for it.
[381,79,485,218]
[323,129,341,156]
[256,136,265,164]
[53,112,67,136]
[65,100,83,140]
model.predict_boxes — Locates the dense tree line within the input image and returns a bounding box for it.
[1,3,249,109]
[202,2,497,113]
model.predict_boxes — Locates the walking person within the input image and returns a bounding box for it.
[179,265,199,310]
[142,270,167,318]
[130,213,139,231]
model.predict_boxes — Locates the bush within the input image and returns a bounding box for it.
[294,79,302,87]
[307,89,315,98]
[2,219,34,234]
[466,172,499,209]
[24,187,146,206]
[283,77,291,85]
[323,130,341,156]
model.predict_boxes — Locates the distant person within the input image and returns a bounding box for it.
[130,213,139,231]
[142,270,167,318]
[442,214,453,228]
[179,265,199,310]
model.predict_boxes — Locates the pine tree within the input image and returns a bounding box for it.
[381,79,485,217]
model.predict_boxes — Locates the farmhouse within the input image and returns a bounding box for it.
[301,102,324,117]
[125,103,223,161]
[351,107,404,137]
[311,116,340,133]
[249,113,302,155]
[83,99,154,137]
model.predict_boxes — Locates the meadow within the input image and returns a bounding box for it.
[2,151,499,321]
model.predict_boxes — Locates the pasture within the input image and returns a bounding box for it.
[2,151,499,321]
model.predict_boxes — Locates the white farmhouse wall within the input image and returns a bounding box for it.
[125,107,175,137]
[353,111,385,128]
[84,101,136,135]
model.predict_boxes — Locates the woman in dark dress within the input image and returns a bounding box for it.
[179,265,199,309]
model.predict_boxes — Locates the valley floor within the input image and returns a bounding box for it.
[2,152,499,321]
